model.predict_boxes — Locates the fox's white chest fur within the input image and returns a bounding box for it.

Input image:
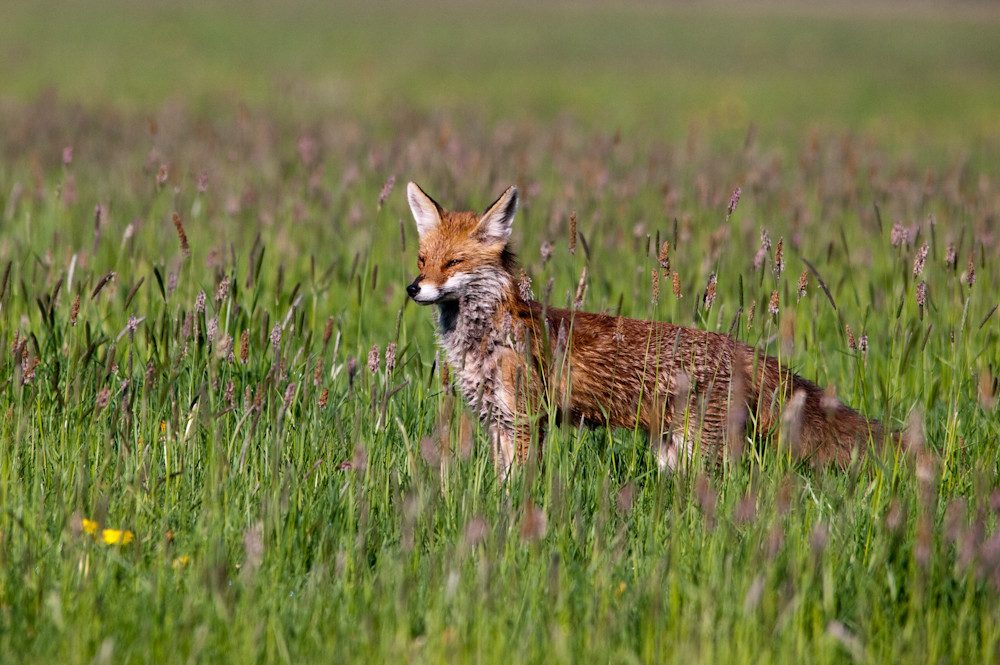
[436,285,517,430]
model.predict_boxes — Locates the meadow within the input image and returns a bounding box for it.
[1,1,999,663]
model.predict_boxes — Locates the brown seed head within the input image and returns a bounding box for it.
[172,212,190,258]
[704,273,717,310]
[797,269,808,301]
[240,330,249,364]
[568,211,577,254]
[768,290,779,317]
[672,271,682,298]
[658,240,670,272]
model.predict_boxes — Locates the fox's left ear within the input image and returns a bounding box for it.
[476,185,518,243]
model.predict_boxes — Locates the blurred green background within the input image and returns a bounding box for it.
[4,0,999,154]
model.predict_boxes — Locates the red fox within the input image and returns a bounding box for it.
[405,182,889,481]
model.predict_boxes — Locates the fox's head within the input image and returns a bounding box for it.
[405,182,519,305]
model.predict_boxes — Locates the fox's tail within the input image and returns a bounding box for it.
[749,353,893,467]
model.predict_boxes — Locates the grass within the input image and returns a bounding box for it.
[1,1,1000,663]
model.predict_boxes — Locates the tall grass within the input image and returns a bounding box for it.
[0,94,997,663]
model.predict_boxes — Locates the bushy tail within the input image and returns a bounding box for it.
[750,354,892,467]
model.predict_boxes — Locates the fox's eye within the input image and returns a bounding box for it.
[445,259,463,268]
[417,255,425,267]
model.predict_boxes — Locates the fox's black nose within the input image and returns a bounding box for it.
[406,283,419,298]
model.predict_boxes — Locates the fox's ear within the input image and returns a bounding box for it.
[407,182,444,238]
[476,185,518,243]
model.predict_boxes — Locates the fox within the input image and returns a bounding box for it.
[405,182,890,482]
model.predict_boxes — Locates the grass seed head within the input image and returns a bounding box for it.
[768,289,779,317]
[385,342,397,374]
[913,241,928,277]
[367,344,380,373]
[963,254,976,287]
[797,269,808,301]
[568,211,577,254]
[172,213,190,258]
[704,273,717,310]
[240,330,249,364]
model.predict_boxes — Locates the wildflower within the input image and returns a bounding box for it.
[172,556,191,569]
[368,344,380,373]
[768,290,779,317]
[726,187,741,220]
[102,529,134,545]
[82,519,98,535]
[913,242,928,277]
[385,343,397,374]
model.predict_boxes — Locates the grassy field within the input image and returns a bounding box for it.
[2,1,999,663]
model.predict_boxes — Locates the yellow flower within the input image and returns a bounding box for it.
[101,529,134,545]
[82,519,99,536]
[172,556,191,569]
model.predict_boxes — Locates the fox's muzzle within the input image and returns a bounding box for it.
[406,278,422,299]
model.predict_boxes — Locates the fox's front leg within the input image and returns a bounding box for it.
[489,419,537,483]
[490,420,516,483]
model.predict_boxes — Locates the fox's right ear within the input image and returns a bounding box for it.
[407,182,444,238]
